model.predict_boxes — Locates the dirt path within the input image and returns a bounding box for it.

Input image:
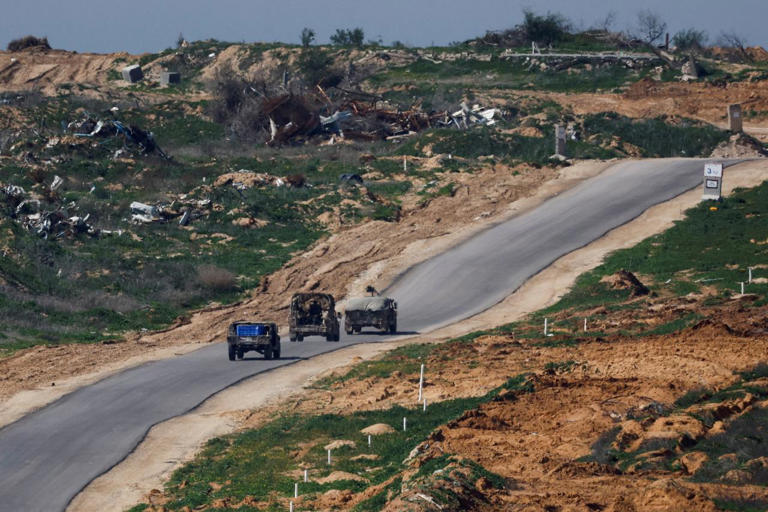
[69,159,768,512]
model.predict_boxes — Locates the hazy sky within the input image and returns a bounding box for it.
[2,0,766,54]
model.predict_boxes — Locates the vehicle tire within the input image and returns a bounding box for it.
[264,345,274,360]
[289,334,296,342]
[345,325,353,335]
[274,343,281,359]
[296,334,304,342]
[354,327,361,334]
[389,321,397,334]
[236,349,244,360]
[228,345,236,361]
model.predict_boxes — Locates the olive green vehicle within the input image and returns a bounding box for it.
[227,321,281,360]
[344,296,397,334]
[289,293,341,342]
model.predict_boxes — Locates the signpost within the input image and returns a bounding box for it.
[702,163,723,200]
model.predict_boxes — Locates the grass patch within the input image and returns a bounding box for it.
[160,374,531,510]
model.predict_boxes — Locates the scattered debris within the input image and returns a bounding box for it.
[339,173,363,185]
[67,115,169,158]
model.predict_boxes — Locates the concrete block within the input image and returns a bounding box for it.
[728,104,743,133]
[554,124,566,156]
[121,65,143,83]
[161,71,181,85]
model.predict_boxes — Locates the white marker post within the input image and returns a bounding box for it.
[544,318,548,336]
[749,267,753,283]
[417,364,425,403]
[294,483,298,498]
[741,282,745,295]
[368,434,371,447]
[403,417,407,431]
[304,469,308,483]
[403,155,407,172]
[423,399,427,412]
[327,449,331,465]
[290,501,294,512]
[583,318,587,332]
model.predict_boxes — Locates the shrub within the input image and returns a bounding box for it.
[7,35,51,52]
[196,265,238,291]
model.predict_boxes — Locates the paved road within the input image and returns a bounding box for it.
[0,159,724,511]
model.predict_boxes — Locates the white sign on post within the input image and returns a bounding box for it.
[703,163,723,200]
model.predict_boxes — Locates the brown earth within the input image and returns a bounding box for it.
[126,280,768,511]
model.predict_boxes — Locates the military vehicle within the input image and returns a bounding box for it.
[289,293,340,342]
[344,296,397,334]
[226,321,280,360]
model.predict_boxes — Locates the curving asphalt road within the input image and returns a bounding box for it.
[0,158,727,511]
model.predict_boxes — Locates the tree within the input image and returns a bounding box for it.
[521,9,570,45]
[636,9,667,45]
[672,29,708,52]
[330,28,365,48]
[300,28,315,48]
[595,10,617,32]
[719,31,752,62]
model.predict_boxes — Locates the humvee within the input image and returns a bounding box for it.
[227,321,281,360]
[344,296,397,334]
[289,293,340,342]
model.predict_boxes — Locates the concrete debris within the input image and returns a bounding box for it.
[67,115,169,158]
[129,197,211,225]
[50,175,63,192]
[1,184,112,239]
[450,102,499,129]
[256,89,504,146]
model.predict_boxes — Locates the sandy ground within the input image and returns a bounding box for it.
[68,158,768,512]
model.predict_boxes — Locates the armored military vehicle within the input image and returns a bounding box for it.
[226,321,280,360]
[344,296,397,334]
[289,293,340,342]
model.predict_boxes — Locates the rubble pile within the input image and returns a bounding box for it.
[255,89,502,146]
[1,182,116,239]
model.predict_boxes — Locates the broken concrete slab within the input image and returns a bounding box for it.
[121,65,144,83]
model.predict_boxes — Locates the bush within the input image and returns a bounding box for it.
[521,10,570,46]
[673,29,708,52]
[330,28,364,48]
[196,265,238,291]
[7,35,51,52]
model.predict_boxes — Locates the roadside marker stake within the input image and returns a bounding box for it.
[741,281,745,295]
[327,449,331,465]
[290,501,294,512]
[423,399,427,412]
[368,434,371,447]
[294,482,298,498]
[403,155,407,171]
[583,318,587,332]
[304,469,308,482]
[749,267,753,283]
[418,364,425,402]
[403,417,407,431]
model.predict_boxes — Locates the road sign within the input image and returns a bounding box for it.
[703,163,723,200]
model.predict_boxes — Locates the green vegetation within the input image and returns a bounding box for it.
[160,375,529,510]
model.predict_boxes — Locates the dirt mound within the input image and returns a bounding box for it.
[315,471,368,484]
[687,317,740,337]
[361,423,395,435]
[600,270,649,296]
[324,440,356,450]
[710,133,768,159]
